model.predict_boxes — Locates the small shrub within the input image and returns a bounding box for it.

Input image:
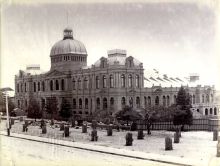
[64,126,69,137]
[107,126,113,136]
[165,136,173,150]
[137,130,144,140]
[60,123,64,131]
[91,129,98,141]
[130,122,137,131]
[174,132,180,143]
[42,125,47,134]
[91,120,97,129]
[82,124,87,133]
[125,132,133,146]
[22,124,28,132]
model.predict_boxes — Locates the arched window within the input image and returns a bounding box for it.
[50,80,53,91]
[128,74,132,88]
[73,99,76,109]
[155,96,159,106]
[167,96,170,106]
[210,108,213,114]
[61,79,65,90]
[192,95,195,104]
[103,75,107,88]
[85,98,88,109]
[206,94,209,103]
[121,74,125,87]
[110,97,114,108]
[42,81,45,91]
[174,95,177,104]
[163,96,166,106]
[211,94,213,103]
[96,98,100,109]
[17,84,19,92]
[121,97,126,107]
[136,97,140,108]
[189,95,192,104]
[129,97,133,107]
[205,108,208,115]
[25,83,27,92]
[20,84,23,92]
[148,96,151,106]
[78,79,81,90]
[214,107,217,115]
[55,80,59,90]
[202,95,205,103]
[144,96,147,108]
[72,79,76,90]
[34,82,37,92]
[79,98,82,109]
[96,76,100,89]
[103,97,107,109]
[38,82,40,91]
[110,75,114,88]
[84,77,88,89]
[135,75,139,88]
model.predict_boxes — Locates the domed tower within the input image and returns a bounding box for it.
[50,27,87,72]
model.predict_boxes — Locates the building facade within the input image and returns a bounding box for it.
[14,27,219,117]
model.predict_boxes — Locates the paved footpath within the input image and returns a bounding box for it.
[1,131,219,166]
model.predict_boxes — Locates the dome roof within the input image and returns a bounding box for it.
[50,28,87,56]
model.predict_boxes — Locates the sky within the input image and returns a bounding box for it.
[1,1,220,95]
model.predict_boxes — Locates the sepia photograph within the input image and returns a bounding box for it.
[0,0,220,166]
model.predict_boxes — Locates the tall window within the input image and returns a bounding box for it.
[148,96,151,106]
[129,97,133,107]
[135,75,139,88]
[85,98,88,109]
[42,81,45,91]
[103,98,107,110]
[202,95,205,103]
[84,78,88,89]
[121,74,125,87]
[96,98,100,109]
[163,96,166,106]
[78,79,81,90]
[25,83,27,92]
[72,79,76,90]
[17,84,19,92]
[79,98,82,109]
[110,75,114,88]
[167,96,170,106]
[110,97,114,108]
[174,95,177,104]
[128,74,132,88]
[206,94,209,103]
[103,75,107,88]
[155,96,159,106]
[136,97,140,108]
[205,108,208,115]
[121,97,126,108]
[214,107,217,115]
[211,94,213,103]
[34,82,37,92]
[20,84,23,92]
[73,99,76,109]
[96,76,100,89]
[38,82,40,91]
[61,79,65,90]
[192,95,195,104]
[50,80,53,91]
[210,108,213,114]
[55,80,59,90]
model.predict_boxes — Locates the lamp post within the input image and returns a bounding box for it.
[0,87,13,136]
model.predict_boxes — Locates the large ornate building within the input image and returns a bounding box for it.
[14,27,219,117]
